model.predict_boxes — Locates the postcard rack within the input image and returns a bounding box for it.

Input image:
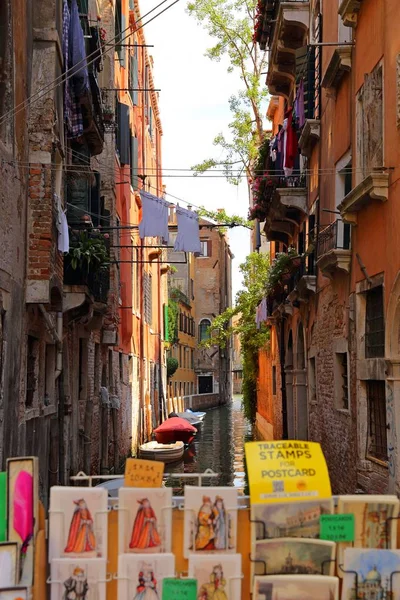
[248,555,336,577]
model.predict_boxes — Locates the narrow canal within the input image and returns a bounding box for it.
[165,396,253,494]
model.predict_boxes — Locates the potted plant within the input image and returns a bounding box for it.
[67,230,109,274]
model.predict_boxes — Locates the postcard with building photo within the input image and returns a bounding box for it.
[118,487,173,554]
[118,553,175,600]
[50,558,107,600]
[250,498,334,542]
[183,487,238,559]
[188,553,242,600]
[337,495,400,575]
[342,548,400,600]
[251,538,336,583]
[49,486,108,561]
[252,574,339,600]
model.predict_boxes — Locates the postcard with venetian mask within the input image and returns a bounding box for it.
[118,487,172,554]
[0,587,29,600]
[117,553,175,600]
[251,538,336,583]
[250,498,334,542]
[252,574,339,600]
[6,456,39,587]
[341,548,400,600]
[50,558,107,600]
[337,495,400,575]
[188,553,242,600]
[0,543,19,587]
[49,486,108,561]
[183,487,238,559]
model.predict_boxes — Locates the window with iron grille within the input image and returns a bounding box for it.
[365,286,385,358]
[334,352,349,410]
[144,272,152,325]
[367,380,388,462]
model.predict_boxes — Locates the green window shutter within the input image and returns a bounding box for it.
[130,135,138,188]
[164,304,169,342]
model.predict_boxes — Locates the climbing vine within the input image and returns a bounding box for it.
[167,297,179,345]
[201,251,270,422]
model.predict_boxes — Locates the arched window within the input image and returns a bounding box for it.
[199,319,211,342]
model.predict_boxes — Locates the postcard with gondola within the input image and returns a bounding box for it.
[0,587,29,600]
[50,558,107,600]
[183,487,238,559]
[341,548,400,600]
[337,495,399,575]
[0,542,19,587]
[49,486,108,561]
[188,553,242,600]
[250,498,334,542]
[118,487,173,554]
[251,537,336,582]
[6,456,39,587]
[118,553,175,600]
[252,574,339,600]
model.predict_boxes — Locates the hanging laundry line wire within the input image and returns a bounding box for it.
[0,0,180,126]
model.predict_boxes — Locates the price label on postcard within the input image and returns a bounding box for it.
[162,578,197,600]
[124,458,164,488]
[245,440,332,504]
[320,514,355,542]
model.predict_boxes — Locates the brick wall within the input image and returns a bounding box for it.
[183,393,221,411]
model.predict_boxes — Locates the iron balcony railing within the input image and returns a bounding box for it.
[317,220,351,259]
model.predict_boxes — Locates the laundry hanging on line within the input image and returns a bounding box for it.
[173,205,201,254]
[255,298,268,329]
[55,194,70,253]
[139,190,170,242]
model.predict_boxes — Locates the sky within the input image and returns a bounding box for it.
[144,0,254,300]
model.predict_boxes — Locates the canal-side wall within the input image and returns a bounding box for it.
[184,393,223,411]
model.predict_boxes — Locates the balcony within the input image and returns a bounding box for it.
[298,119,320,157]
[264,176,308,244]
[321,47,352,90]
[317,220,351,278]
[267,1,310,99]
[338,0,363,28]
[63,230,110,310]
[287,256,316,300]
[338,172,389,224]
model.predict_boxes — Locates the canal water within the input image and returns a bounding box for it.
[165,395,253,494]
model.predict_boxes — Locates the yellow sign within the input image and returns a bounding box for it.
[124,458,164,488]
[245,440,331,504]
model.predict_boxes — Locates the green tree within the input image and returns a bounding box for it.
[187,0,268,183]
[201,251,270,421]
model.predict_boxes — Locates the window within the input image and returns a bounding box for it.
[308,357,317,405]
[26,336,39,407]
[114,0,126,66]
[367,380,388,462]
[44,344,56,406]
[356,64,383,183]
[199,240,211,257]
[272,366,277,396]
[199,319,211,342]
[334,352,349,410]
[128,39,139,106]
[365,286,385,358]
[144,272,152,325]
[0,0,13,143]
[116,102,130,164]
[198,375,213,394]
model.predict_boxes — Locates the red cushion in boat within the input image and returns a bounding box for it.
[154,417,196,433]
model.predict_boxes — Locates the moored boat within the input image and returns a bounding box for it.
[185,408,206,420]
[139,440,185,463]
[169,411,203,427]
[154,417,197,445]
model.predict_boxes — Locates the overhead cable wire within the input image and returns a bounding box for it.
[0,0,180,127]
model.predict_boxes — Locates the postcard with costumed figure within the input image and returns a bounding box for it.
[118,487,172,554]
[252,575,339,600]
[250,498,334,542]
[118,553,175,600]
[50,558,107,600]
[183,487,238,559]
[0,587,29,600]
[49,486,108,561]
[188,553,242,600]
[336,495,399,576]
[342,548,400,600]
[251,537,336,585]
